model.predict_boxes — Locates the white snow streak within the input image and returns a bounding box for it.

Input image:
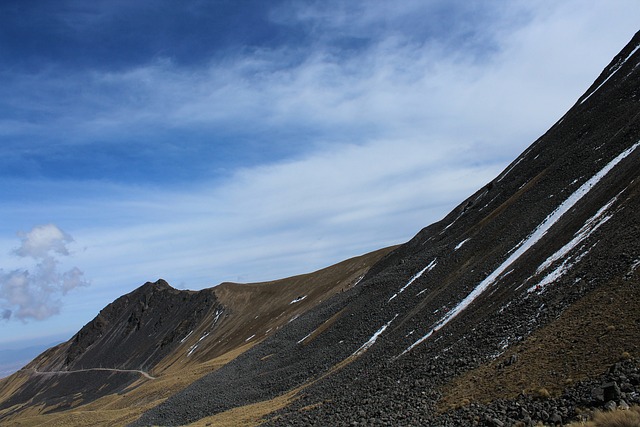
[534,244,594,292]
[389,259,437,302]
[581,43,640,104]
[297,332,313,345]
[454,238,471,251]
[534,258,573,290]
[353,275,365,287]
[535,197,617,275]
[187,344,198,357]
[287,314,300,323]
[440,220,457,234]
[180,330,193,343]
[212,309,222,326]
[353,315,397,357]
[496,156,525,183]
[187,331,211,356]
[290,295,307,304]
[401,141,640,356]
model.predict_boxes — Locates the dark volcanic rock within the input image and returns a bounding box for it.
[62,279,218,371]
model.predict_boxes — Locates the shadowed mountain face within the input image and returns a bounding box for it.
[2,31,640,427]
[62,280,218,371]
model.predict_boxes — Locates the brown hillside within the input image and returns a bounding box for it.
[0,246,395,426]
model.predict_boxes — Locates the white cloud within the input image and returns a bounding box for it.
[0,225,89,322]
[14,224,72,259]
[60,138,500,293]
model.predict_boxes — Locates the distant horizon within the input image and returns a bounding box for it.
[1,332,72,352]
[1,0,639,348]
[0,334,69,378]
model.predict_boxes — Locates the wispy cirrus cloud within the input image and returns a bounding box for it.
[3,1,638,185]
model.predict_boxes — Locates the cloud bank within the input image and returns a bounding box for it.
[0,224,88,321]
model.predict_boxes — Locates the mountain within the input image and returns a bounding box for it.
[2,31,640,427]
[0,248,393,425]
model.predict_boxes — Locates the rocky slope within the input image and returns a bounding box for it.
[132,30,640,426]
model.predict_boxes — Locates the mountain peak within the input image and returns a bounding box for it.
[138,279,173,292]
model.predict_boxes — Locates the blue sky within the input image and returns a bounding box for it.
[0,0,639,349]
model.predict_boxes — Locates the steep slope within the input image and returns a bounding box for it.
[133,31,640,426]
[0,247,393,424]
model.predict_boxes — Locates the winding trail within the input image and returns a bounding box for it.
[27,367,156,380]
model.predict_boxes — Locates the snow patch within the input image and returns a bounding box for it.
[353,315,397,357]
[440,211,465,235]
[401,141,640,356]
[297,332,312,345]
[454,238,471,251]
[211,309,223,327]
[389,259,437,302]
[528,193,620,293]
[440,219,457,234]
[536,197,616,275]
[180,330,193,343]
[290,295,307,304]
[581,43,640,104]
[479,195,500,212]
[187,344,198,357]
[530,243,595,293]
[288,314,300,324]
[186,333,209,356]
[496,156,525,183]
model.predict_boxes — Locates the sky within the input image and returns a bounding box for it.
[0,0,639,350]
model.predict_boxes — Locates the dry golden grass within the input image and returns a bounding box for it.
[0,372,30,417]
[568,406,640,427]
[439,276,640,410]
